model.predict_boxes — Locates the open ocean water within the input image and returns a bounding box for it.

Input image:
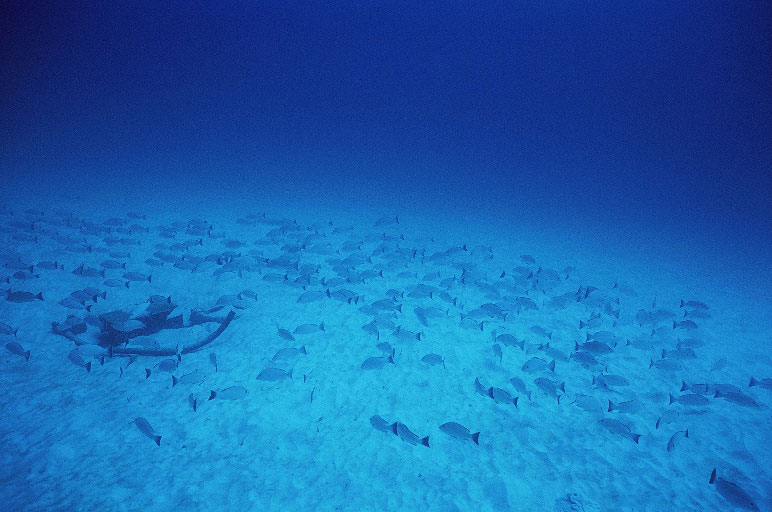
[1,2,771,511]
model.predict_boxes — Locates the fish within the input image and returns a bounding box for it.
[132,417,161,446]
[361,354,395,370]
[714,390,761,408]
[748,377,772,391]
[5,342,30,361]
[572,394,603,413]
[370,415,395,433]
[709,468,759,511]
[272,346,307,361]
[488,387,518,407]
[257,367,293,381]
[123,272,151,283]
[0,322,19,336]
[6,291,44,302]
[67,350,92,372]
[439,422,480,445]
[421,353,445,368]
[667,430,689,452]
[392,422,429,447]
[494,333,524,350]
[522,357,555,373]
[669,393,710,407]
[599,418,641,443]
[277,328,295,341]
[681,299,709,310]
[509,377,531,401]
[209,386,248,400]
[172,370,206,387]
[492,344,502,363]
[608,399,642,414]
[293,322,325,335]
[534,377,564,404]
[297,291,325,303]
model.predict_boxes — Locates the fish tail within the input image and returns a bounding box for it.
[85,361,92,373]
[749,377,757,387]
[668,393,675,405]
[420,436,429,448]
[209,390,216,400]
[24,350,30,361]
[632,434,641,444]
[709,468,717,485]
[471,432,480,445]
[154,435,161,446]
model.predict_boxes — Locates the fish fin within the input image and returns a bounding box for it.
[749,377,757,387]
[85,361,92,373]
[472,432,480,445]
[632,434,641,444]
[209,390,216,400]
[172,375,178,387]
[709,468,717,485]
[669,394,675,405]
[421,436,430,448]
[154,435,161,446]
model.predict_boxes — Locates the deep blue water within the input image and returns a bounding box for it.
[1,2,771,511]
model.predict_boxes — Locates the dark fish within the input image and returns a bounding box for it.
[6,291,44,302]
[667,430,689,452]
[132,417,161,446]
[669,393,710,407]
[680,299,709,310]
[714,390,761,408]
[123,272,151,283]
[392,422,429,447]
[534,377,564,404]
[209,386,248,400]
[5,342,30,361]
[608,399,642,414]
[361,354,395,370]
[172,370,206,387]
[494,333,524,350]
[572,394,603,413]
[748,377,772,391]
[439,422,480,445]
[421,353,445,368]
[709,468,759,511]
[257,367,293,381]
[277,328,295,341]
[188,393,198,412]
[488,387,518,407]
[598,418,641,443]
[272,346,307,361]
[370,415,395,433]
[509,377,531,401]
[67,350,92,372]
[0,322,18,336]
[522,357,555,373]
[293,322,325,335]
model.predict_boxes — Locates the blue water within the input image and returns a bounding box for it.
[1,2,771,511]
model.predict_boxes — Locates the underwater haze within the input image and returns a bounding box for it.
[1,1,771,511]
